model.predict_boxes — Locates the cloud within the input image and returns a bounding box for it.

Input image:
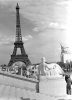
[0,35,14,45]
[56,0,69,5]
[49,22,59,28]
[22,35,32,42]
[0,0,66,31]
[32,27,39,32]
[20,0,66,30]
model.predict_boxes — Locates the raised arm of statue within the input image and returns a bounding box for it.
[44,64,50,71]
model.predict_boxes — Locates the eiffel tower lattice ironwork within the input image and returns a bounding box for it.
[8,3,31,66]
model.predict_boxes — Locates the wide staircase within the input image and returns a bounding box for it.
[0,70,71,100]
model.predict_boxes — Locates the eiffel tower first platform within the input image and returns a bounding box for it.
[8,3,31,66]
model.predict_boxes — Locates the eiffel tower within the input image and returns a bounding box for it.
[8,3,31,66]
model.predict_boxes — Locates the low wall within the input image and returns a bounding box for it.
[0,71,38,92]
[0,71,66,96]
[39,76,66,96]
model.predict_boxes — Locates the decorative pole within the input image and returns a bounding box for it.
[36,66,40,93]
[21,67,23,76]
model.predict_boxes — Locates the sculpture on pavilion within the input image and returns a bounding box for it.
[38,57,64,77]
[60,43,68,63]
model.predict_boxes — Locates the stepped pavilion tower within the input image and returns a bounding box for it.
[8,3,31,66]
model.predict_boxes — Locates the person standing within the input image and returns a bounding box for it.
[65,75,72,95]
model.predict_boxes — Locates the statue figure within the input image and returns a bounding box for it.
[38,57,49,76]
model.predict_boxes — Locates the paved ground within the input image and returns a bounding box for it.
[0,83,72,100]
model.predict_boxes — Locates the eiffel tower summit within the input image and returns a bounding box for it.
[8,3,31,66]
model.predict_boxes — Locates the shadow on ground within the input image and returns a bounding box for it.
[20,97,36,100]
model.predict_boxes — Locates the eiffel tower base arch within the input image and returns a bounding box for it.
[8,54,31,66]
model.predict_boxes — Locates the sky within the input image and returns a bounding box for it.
[0,0,72,64]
